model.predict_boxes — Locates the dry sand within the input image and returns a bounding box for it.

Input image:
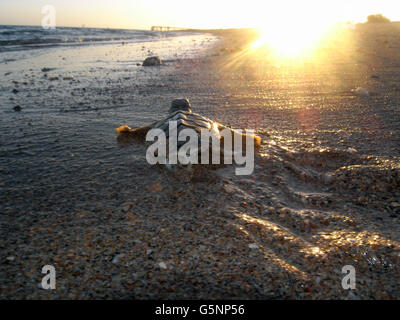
[1,24,400,299]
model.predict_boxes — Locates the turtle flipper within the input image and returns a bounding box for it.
[116,125,151,146]
[218,124,261,152]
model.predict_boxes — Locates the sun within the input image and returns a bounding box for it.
[251,13,335,58]
[252,25,323,55]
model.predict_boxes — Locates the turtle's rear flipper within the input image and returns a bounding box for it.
[220,127,262,152]
[116,125,151,146]
[240,132,261,151]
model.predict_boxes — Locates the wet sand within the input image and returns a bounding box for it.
[0,24,399,299]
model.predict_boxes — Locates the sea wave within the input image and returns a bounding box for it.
[0,25,179,52]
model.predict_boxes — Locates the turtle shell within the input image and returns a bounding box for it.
[151,110,221,148]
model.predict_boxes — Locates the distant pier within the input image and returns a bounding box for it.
[151,26,188,32]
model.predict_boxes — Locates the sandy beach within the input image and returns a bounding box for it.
[0,24,399,299]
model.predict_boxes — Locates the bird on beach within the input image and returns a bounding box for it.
[116,98,261,168]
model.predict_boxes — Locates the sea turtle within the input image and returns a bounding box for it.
[116,98,261,168]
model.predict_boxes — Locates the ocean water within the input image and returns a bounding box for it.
[0,25,187,53]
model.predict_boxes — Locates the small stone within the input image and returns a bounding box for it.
[248,243,259,249]
[142,56,162,66]
[121,202,133,212]
[112,254,125,264]
[6,256,15,262]
[41,67,55,72]
[158,262,167,269]
[222,185,235,194]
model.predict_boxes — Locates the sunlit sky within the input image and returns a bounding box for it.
[0,0,399,30]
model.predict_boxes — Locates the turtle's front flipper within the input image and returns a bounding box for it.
[116,125,152,146]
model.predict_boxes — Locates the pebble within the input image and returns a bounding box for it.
[112,254,125,264]
[120,202,134,212]
[347,147,357,154]
[248,243,259,249]
[142,56,162,66]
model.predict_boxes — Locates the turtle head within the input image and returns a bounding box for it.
[169,98,192,114]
